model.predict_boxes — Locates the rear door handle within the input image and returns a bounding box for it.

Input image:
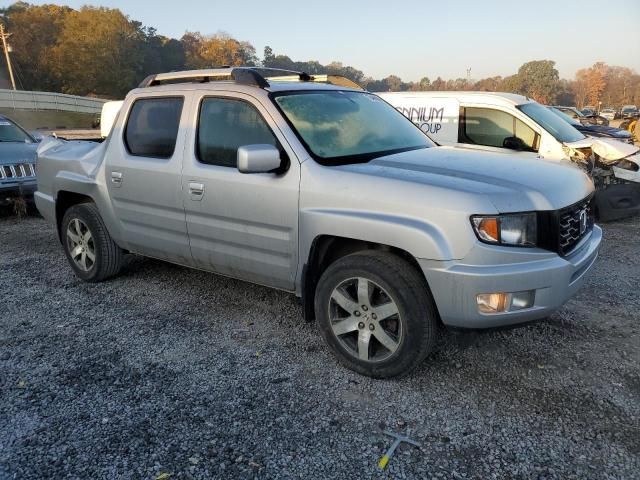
[111,171,123,187]
[189,182,205,200]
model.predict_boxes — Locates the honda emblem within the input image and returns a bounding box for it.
[579,209,588,235]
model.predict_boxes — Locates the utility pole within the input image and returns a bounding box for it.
[0,22,16,90]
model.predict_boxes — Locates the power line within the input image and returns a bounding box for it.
[0,21,17,90]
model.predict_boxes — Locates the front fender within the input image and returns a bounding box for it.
[300,208,454,262]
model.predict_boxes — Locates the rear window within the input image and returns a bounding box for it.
[124,97,184,158]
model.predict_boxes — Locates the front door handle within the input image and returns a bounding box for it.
[111,171,123,187]
[189,182,205,200]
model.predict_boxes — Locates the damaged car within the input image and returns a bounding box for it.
[0,115,38,210]
[548,106,634,144]
[379,92,640,221]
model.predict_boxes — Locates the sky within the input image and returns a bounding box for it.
[14,0,640,82]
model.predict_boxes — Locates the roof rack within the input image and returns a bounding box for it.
[138,67,364,90]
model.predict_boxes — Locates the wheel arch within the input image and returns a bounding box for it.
[300,234,430,322]
[55,191,96,243]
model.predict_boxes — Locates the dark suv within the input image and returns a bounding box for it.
[0,115,38,207]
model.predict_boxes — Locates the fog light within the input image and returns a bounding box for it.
[477,290,535,314]
[510,290,535,311]
[477,293,508,314]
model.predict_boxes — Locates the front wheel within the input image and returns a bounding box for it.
[314,251,439,378]
[61,203,124,282]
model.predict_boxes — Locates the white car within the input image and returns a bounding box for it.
[378,91,640,221]
[600,108,616,121]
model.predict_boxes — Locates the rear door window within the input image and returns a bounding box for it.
[461,107,539,152]
[124,97,184,158]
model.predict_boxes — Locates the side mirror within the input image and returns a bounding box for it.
[503,136,527,151]
[237,144,283,174]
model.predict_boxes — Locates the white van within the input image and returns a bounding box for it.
[100,100,124,138]
[379,91,640,220]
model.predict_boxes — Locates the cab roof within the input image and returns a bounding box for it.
[132,67,364,96]
[128,80,361,98]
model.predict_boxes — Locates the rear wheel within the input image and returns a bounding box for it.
[61,203,123,282]
[314,251,438,378]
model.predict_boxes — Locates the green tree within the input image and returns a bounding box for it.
[138,27,186,82]
[48,6,144,96]
[182,31,257,69]
[1,2,71,91]
[499,74,523,94]
[384,75,404,91]
[417,77,431,90]
[514,60,560,103]
[263,45,274,66]
[473,76,502,91]
[430,77,446,90]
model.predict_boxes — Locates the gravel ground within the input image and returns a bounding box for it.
[1,214,639,479]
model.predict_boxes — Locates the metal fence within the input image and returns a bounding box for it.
[0,89,107,114]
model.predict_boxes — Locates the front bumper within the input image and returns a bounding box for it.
[0,181,37,205]
[419,225,602,328]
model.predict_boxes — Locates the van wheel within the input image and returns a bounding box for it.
[61,203,123,282]
[314,251,438,378]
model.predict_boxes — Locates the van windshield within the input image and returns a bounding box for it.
[273,91,433,165]
[518,103,585,144]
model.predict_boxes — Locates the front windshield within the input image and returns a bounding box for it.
[549,107,581,127]
[273,91,433,165]
[518,103,585,143]
[0,118,33,143]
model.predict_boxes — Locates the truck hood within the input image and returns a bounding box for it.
[336,146,594,212]
[0,142,38,165]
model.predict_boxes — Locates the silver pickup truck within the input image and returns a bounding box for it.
[35,68,602,378]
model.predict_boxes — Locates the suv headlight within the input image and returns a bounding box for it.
[471,213,537,247]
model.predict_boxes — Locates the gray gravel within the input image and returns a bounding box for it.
[1,214,639,479]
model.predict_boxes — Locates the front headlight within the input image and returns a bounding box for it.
[471,213,537,247]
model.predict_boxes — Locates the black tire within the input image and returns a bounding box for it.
[314,250,439,378]
[61,203,123,282]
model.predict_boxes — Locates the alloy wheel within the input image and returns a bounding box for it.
[66,218,96,272]
[328,277,403,362]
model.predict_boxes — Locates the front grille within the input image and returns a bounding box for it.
[0,163,36,180]
[557,196,595,256]
[536,194,595,257]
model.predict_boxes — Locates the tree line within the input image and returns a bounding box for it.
[2,2,639,108]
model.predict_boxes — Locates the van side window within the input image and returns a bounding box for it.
[197,98,279,167]
[124,97,184,158]
[461,107,539,152]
